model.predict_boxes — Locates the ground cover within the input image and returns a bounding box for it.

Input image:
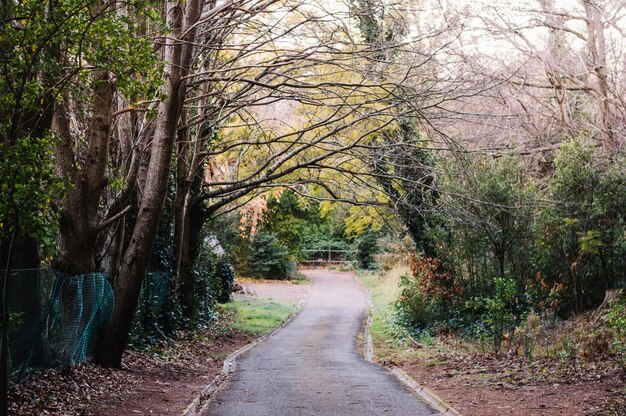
[358,267,626,416]
[219,297,297,335]
[9,290,302,415]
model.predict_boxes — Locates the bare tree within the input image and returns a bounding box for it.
[449,0,626,154]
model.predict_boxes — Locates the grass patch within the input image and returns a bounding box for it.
[220,297,297,335]
[357,266,433,364]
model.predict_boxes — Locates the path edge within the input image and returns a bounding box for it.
[180,286,311,416]
[363,290,461,416]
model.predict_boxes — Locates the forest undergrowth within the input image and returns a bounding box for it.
[359,266,626,416]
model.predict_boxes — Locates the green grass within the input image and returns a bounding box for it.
[357,266,432,363]
[221,297,297,335]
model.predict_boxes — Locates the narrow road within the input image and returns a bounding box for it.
[205,270,436,416]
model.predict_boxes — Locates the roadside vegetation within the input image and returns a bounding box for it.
[352,139,626,414]
[390,141,626,361]
[358,267,426,364]
[362,262,625,415]
[220,298,297,336]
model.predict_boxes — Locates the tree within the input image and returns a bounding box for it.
[3,0,166,368]
[0,1,101,411]
[2,0,493,372]
[95,0,205,367]
[166,0,462,319]
[456,0,626,152]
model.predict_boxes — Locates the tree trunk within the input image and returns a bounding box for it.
[55,71,115,274]
[582,0,613,148]
[173,117,192,318]
[178,198,209,320]
[96,0,204,368]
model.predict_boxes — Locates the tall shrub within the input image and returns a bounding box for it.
[429,156,536,297]
[535,140,626,314]
[248,232,294,280]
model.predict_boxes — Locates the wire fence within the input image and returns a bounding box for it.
[2,269,114,379]
[132,271,171,339]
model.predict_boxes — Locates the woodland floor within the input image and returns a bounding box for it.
[10,319,254,416]
[391,346,625,416]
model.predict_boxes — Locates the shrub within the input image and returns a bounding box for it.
[212,261,235,303]
[355,230,379,269]
[604,292,626,371]
[261,190,308,258]
[534,140,626,315]
[396,273,434,330]
[511,312,543,359]
[393,255,465,334]
[471,277,521,353]
[377,235,416,271]
[435,156,536,287]
[525,272,566,316]
[580,328,613,362]
[248,232,294,280]
[193,245,217,327]
[409,255,461,301]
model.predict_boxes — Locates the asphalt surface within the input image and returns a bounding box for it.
[204,270,436,416]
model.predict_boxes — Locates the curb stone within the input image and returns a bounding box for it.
[180,287,312,416]
[364,289,374,362]
[363,290,461,416]
[390,367,461,416]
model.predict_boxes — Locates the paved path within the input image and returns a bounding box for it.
[205,270,436,416]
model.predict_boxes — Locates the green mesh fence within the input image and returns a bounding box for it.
[2,269,114,379]
[134,271,170,336]
[4,269,53,373]
[47,272,114,365]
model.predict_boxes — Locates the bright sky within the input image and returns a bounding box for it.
[419,0,626,73]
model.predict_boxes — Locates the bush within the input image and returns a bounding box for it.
[377,235,416,271]
[192,250,217,328]
[534,140,626,315]
[191,233,233,325]
[395,256,467,334]
[212,261,235,303]
[470,277,521,353]
[355,230,379,269]
[396,273,434,330]
[409,255,460,301]
[511,312,544,359]
[209,212,252,276]
[261,190,308,258]
[248,232,295,280]
[604,292,626,371]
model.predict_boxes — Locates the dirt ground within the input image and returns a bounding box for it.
[89,331,253,416]
[10,327,254,416]
[10,279,310,416]
[399,352,625,416]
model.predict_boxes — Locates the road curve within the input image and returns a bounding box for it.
[204,270,435,416]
